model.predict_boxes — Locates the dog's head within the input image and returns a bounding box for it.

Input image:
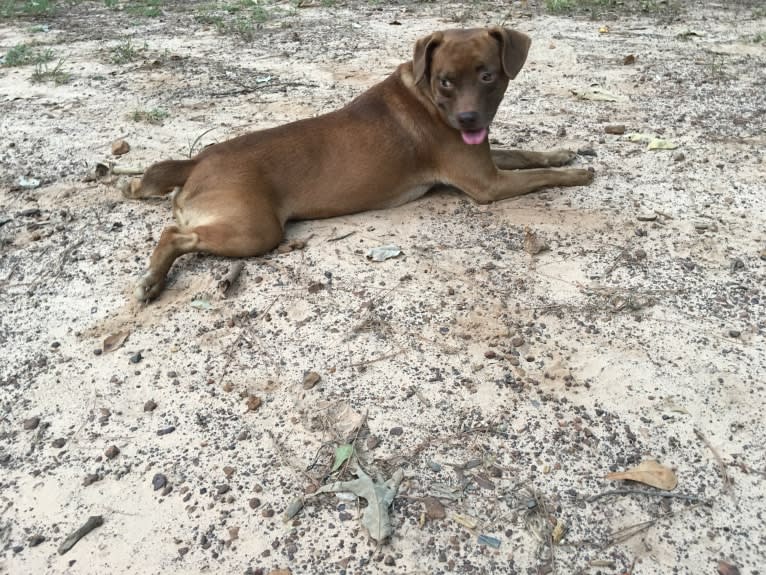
[413,27,531,145]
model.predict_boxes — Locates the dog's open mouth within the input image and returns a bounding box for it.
[460,128,488,145]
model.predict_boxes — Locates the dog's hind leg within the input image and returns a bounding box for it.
[134,202,284,301]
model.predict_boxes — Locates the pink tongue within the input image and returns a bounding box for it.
[461,128,488,145]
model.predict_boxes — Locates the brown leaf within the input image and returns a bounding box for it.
[606,459,678,490]
[523,227,549,255]
[103,331,129,353]
[245,396,262,412]
[717,561,741,575]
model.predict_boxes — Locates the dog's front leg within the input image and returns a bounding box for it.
[491,149,578,170]
[459,166,594,204]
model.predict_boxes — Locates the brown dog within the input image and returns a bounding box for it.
[125,27,593,301]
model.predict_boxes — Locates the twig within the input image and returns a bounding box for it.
[58,515,103,555]
[587,489,703,503]
[346,348,405,369]
[187,127,219,158]
[327,230,356,242]
[217,261,245,298]
[602,503,701,550]
[695,428,732,494]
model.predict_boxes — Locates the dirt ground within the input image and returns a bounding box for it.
[1,1,765,574]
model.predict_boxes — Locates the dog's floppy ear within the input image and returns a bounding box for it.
[488,27,531,80]
[413,31,444,85]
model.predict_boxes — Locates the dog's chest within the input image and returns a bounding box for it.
[384,184,433,209]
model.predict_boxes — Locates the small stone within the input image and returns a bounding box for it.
[223,466,235,478]
[152,473,168,491]
[556,126,567,137]
[178,546,189,557]
[728,329,741,338]
[228,526,240,541]
[422,496,446,520]
[246,396,262,412]
[162,485,173,496]
[507,356,520,366]
[144,399,157,412]
[384,555,396,567]
[428,461,442,472]
[216,484,230,495]
[52,438,66,448]
[634,248,647,260]
[302,371,321,390]
[104,445,120,459]
[261,508,274,518]
[484,350,496,359]
[237,430,250,441]
[604,124,626,135]
[249,497,262,509]
[28,534,45,547]
[23,417,40,430]
[672,150,685,162]
[83,473,101,486]
[366,436,380,450]
[511,336,525,348]
[129,352,142,364]
[637,212,657,222]
[389,426,403,436]
[577,146,597,156]
[222,382,234,393]
[157,426,175,436]
[111,139,130,156]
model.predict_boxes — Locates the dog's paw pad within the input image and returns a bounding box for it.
[549,149,577,166]
[134,272,163,302]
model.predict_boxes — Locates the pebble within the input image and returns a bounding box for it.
[510,336,525,348]
[111,139,130,156]
[104,445,120,459]
[484,350,496,359]
[129,352,142,364]
[162,485,173,496]
[178,546,189,557]
[157,426,175,436]
[604,124,626,135]
[634,248,647,260]
[428,461,442,472]
[577,146,597,156]
[261,508,274,518]
[728,329,741,338]
[237,430,250,441]
[302,371,321,390]
[28,535,45,547]
[23,417,40,430]
[144,399,157,412]
[637,212,657,222]
[246,396,262,412]
[389,426,403,436]
[507,356,520,366]
[249,497,262,509]
[152,473,168,491]
[83,473,101,487]
[223,466,235,477]
[422,496,446,520]
[51,438,66,448]
[216,484,230,495]
[673,150,685,162]
[366,436,380,450]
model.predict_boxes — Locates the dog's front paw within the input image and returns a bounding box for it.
[134,271,164,302]
[577,167,595,185]
[548,149,577,167]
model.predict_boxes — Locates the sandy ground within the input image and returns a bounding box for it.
[1,1,765,574]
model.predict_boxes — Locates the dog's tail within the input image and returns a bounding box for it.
[122,159,196,200]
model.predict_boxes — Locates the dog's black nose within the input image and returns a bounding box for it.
[457,111,480,129]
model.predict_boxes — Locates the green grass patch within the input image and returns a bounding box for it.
[0,0,54,18]
[2,43,53,67]
[130,108,169,125]
[31,57,70,84]
[110,38,145,64]
[125,0,162,18]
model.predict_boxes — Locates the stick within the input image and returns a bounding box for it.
[217,261,245,297]
[58,515,104,555]
[587,489,703,503]
[327,231,356,242]
[695,428,732,493]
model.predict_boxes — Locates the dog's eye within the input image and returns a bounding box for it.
[480,72,496,83]
[439,78,453,89]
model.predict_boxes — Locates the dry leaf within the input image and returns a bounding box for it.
[570,88,625,102]
[717,560,741,575]
[523,227,549,255]
[314,463,403,542]
[647,138,678,150]
[606,459,678,490]
[103,331,129,353]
